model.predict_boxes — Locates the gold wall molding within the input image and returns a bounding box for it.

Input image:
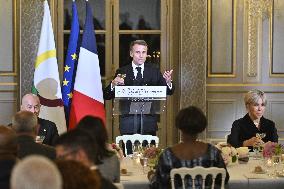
[269,0,284,77]
[0,0,19,76]
[244,0,272,80]
[207,83,284,87]
[207,0,237,78]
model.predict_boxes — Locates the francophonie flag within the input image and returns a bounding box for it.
[33,0,66,134]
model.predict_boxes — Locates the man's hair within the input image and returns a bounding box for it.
[55,159,100,189]
[11,155,62,189]
[12,111,37,133]
[129,39,148,51]
[0,125,17,157]
[55,129,96,163]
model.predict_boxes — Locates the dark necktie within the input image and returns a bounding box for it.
[136,67,142,85]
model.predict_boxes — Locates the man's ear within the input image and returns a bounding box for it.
[130,51,133,57]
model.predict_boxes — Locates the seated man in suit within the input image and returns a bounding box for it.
[21,93,59,146]
[12,111,56,159]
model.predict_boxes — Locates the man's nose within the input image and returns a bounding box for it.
[30,107,36,113]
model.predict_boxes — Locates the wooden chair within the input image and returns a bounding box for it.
[115,134,159,155]
[170,166,226,189]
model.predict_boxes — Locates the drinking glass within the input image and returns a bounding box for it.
[117,73,126,79]
[258,133,266,139]
[253,144,260,160]
[140,157,148,174]
[272,155,282,175]
[35,135,45,143]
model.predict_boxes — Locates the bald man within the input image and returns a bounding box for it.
[21,93,59,146]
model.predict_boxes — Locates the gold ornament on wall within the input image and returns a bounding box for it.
[246,0,272,77]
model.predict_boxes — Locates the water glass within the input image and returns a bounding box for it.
[140,157,148,174]
[272,155,282,176]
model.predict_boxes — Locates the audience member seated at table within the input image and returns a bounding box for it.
[0,125,18,189]
[10,155,62,189]
[54,129,117,189]
[227,89,278,150]
[77,116,120,182]
[20,93,59,146]
[55,159,100,189]
[12,111,56,160]
[149,106,229,189]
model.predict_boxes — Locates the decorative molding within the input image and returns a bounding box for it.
[0,0,19,76]
[207,83,284,86]
[207,99,237,133]
[244,0,273,81]
[207,0,237,78]
[270,0,284,77]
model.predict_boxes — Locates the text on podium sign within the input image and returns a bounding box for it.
[115,86,167,99]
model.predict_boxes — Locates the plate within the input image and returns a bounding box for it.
[121,171,133,176]
[276,172,284,177]
[252,170,266,174]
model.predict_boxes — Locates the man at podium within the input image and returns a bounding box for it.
[104,40,174,139]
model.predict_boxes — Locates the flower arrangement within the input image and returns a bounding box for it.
[263,142,283,158]
[143,146,162,169]
[216,143,237,165]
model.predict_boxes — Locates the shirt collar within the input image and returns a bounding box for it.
[132,62,144,71]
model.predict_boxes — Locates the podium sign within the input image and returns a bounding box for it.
[113,86,167,134]
[115,86,167,100]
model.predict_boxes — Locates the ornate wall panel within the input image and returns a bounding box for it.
[180,0,207,111]
[270,0,284,76]
[207,99,237,138]
[20,0,43,97]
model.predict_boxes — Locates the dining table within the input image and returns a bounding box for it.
[119,156,284,189]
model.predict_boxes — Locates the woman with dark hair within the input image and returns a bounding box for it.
[76,116,120,183]
[150,106,229,189]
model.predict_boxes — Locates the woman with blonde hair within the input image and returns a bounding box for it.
[227,89,278,149]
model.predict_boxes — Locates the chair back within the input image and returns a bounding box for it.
[115,134,159,155]
[114,183,124,189]
[170,166,226,189]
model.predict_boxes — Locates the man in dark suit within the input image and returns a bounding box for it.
[12,111,56,160]
[104,40,174,137]
[21,93,59,146]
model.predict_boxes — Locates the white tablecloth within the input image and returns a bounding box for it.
[120,157,284,189]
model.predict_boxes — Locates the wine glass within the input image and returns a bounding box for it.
[258,133,266,139]
[140,157,148,174]
[117,73,126,79]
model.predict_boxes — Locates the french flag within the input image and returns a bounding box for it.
[69,0,106,129]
